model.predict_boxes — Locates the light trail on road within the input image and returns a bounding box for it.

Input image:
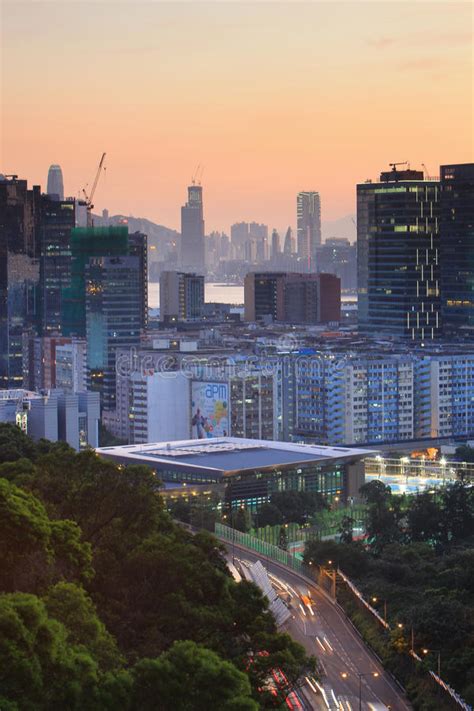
[226,545,411,711]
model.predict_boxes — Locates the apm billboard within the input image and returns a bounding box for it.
[191,382,229,439]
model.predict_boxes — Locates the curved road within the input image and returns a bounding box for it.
[225,542,411,711]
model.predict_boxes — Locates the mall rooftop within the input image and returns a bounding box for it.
[96,437,375,477]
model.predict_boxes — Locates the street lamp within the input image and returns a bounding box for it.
[341,670,379,711]
[371,596,387,623]
[422,648,441,677]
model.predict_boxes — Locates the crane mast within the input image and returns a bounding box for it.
[82,152,106,227]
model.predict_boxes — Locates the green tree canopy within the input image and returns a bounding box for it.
[131,641,258,711]
[0,478,92,593]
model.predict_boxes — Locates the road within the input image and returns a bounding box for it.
[225,543,411,711]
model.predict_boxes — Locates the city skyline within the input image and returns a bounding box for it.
[2,1,472,232]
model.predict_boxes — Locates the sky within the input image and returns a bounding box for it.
[1,1,473,234]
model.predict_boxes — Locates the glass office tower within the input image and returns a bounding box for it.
[440,163,474,336]
[86,255,142,410]
[357,167,441,340]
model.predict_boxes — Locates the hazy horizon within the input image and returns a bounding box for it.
[2,1,473,231]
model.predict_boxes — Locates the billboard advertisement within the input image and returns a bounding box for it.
[191,382,229,439]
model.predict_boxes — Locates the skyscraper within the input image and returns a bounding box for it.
[47,165,64,201]
[181,184,205,272]
[297,191,321,271]
[0,175,41,388]
[271,229,281,260]
[283,227,294,255]
[86,255,142,409]
[38,196,75,335]
[439,163,474,336]
[357,166,441,340]
[61,226,130,337]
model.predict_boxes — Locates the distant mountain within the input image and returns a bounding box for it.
[92,214,179,250]
[322,215,356,243]
[93,212,356,247]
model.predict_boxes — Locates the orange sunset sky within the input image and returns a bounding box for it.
[1,1,473,234]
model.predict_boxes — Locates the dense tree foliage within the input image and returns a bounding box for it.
[256,491,328,527]
[0,425,314,709]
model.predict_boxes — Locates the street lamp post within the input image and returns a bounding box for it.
[371,596,387,624]
[422,648,441,677]
[341,670,379,711]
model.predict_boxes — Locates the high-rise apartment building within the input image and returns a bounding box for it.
[38,196,75,335]
[46,165,64,201]
[439,163,474,336]
[297,191,321,271]
[181,185,205,271]
[244,272,340,324]
[86,255,142,409]
[0,175,41,388]
[357,166,441,340]
[159,271,204,323]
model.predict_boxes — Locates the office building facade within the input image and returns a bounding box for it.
[439,163,474,336]
[159,271,205,323]
[357,167,441,340]
[0,388,99,450]
[86,255,142,409]
[244,271,340,324]
[38,196,75,335]
[0,175,41,389]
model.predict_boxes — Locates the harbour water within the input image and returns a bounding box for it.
[148,282,356,309]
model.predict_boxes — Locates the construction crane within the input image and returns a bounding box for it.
[421,163,438,180]
[191,163,204,186]
[389,161,409,172]
[82,152,106,227]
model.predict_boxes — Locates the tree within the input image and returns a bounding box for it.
[359,480,403,553]
[255,503,283,528]
[0,423,37,463]
[131,641,258,711]
[270,491,327,525]
[359,479,392,506]
[406,491,442,544]
[167,497,191,524]
[29,449,162,546]
[0,478,92,593]
[339,515,354,544]
[244,631,317,707]
[44,582,123,671]
[278,525,288,551]
[304,539,369,577]
[0,592,101,710]
[234,506,252,533]
[439,481,474,546]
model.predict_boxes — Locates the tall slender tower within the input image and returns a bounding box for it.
[297,191,321,271]
[439,163,474,336]
[181,184,205,272]
[47,165,64,201]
